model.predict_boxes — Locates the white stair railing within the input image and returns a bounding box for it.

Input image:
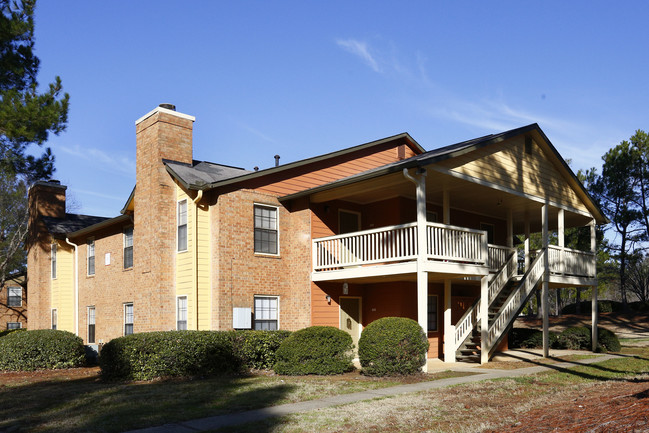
[488,253,518,305]
[485,250,546,355]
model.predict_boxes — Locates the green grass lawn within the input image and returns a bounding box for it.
[0,368,473,432]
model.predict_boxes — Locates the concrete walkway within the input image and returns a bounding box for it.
[126,352,621,433]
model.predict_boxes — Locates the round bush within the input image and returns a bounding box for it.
[273,326,353,375]
[233,330,292,370]
[509,328,559,349]
[358,317,428,376]
[557,326,591,350]
[0,329,85,371]
[597,327,621,352]
[0,328,26,338]
[100,331,241,380]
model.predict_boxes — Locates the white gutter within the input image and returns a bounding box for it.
[65,238,79,336]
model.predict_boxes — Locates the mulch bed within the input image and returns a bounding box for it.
[487,380,649,432]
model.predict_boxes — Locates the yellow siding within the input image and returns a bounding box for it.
[176,187,195,329]
[438,136,589,212]
[51,241,75,332]
[197,202,211,330]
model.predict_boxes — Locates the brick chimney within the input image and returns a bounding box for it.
[133,104,195,331]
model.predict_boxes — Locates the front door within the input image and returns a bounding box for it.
[339,297,361,351]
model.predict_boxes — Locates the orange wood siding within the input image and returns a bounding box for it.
[227,139,421,197]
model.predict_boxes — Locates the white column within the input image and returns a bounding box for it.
[592,284,598,352]
[444,280,454,363]
[542,203,550,358]
[590,219,598,352]
[524,218,530,272]
[558,209,565,275]
[507,209,513,248]
[443,190,450,224]
[480,275,489,364]
[414,169,429,370]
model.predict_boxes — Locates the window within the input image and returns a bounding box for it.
[124,303,134,335]
[87,239,95,276]
[480,223,495,244]
[177,200,188,252]
[51,309,57,330]
[254,296,278,330]
[88,307,96,343]
[254,205,278,254]
[338,210,361,234]
[7,286,22,307]
[7,322,21,330]
[123,227,133,269]
[427,295,438,332]
[51,243,57,279]
[177,296,188,330]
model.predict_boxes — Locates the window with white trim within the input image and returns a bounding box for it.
[123,227,133,269]
[87,307,96,343]
[177,296,188,330]
[254,295,278,330]
[87,239,95,276]
[124,303,134,335]
[7,322,21,330]
[427,295,438,332]
[7,286,22,307]
[51,309,57,330]
[51,243,57,279]
[254,205,278,255]
[177,200,188,252]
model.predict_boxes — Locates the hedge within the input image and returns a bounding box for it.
[273,326,353,375]
[0,330,86,371]
[509,328,559,349]
[0,328,26,338]
[358,317,428,376]
[233,330,292,370]
[557,326,591,350]
[100,331,242,380]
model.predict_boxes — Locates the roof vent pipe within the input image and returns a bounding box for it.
[159,103,176,111]
[254,166,259,172]
[274,155,280,167]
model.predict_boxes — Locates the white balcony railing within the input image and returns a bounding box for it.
[312,222,488,271]
[488,245,516,272]
[547,245,596,278]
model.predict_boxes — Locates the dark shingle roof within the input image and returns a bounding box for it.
[165,160,252,189]
[42,213,111,235]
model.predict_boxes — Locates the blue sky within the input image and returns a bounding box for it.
[32,1,649,218]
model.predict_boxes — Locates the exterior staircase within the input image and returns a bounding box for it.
[454,249,547,363]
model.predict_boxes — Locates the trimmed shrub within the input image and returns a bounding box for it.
[0,330,85,371]
[597,327,621,352]
[557,326,591,350]
[0,328,26,338]
[358,317,428,376]
[273,326,353,375]
[561,300,620,314]
[233,330,292,370]
[509,328,559,349]
[100,331,241,380]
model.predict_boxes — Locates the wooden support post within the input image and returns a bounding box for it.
[444,280,454,363]
[507,209,513,248]
[480,275,489,364]
[592,284,598,352]
[558,209,565,275]
[443,190,450,225]
[524,218,530,273]
[542,203,550,358]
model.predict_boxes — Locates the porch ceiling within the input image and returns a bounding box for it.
[309,170,593,233]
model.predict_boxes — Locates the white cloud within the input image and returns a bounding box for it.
[57,144,135,175]
[336,39,381,73]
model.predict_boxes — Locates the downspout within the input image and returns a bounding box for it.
[193,189,204,330]
[65,237,79,336]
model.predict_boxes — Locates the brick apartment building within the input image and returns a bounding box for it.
[27,104,606,363]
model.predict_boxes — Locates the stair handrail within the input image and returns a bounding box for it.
[485,248,546,356]
[453,296,481,351]
[488,252,517,307]
[453,252,516,353]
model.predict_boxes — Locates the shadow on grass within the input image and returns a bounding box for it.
[0,371,295,433]
[494,351,649,383]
